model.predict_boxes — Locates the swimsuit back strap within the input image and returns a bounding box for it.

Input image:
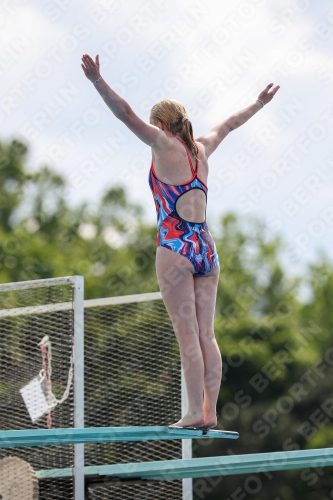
[176,138,196,176]
[196,144,200,173]
[151,159,157,177]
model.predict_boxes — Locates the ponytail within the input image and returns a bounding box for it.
[150,99,199,161]
[169,117,198,161]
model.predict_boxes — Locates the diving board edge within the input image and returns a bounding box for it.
[35,447,333,481]
[0,426,239,449]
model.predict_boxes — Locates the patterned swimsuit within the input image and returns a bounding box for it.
[148,138,219,277]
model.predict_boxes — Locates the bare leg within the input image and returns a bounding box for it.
[155,246,205,427]
[194,263,221,428]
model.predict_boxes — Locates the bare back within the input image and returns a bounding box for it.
[151,138,208,224]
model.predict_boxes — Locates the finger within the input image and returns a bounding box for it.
[83,56,93,69]
[86,54,96,67]
[83,55,94,68]
[268,84,280,94]
[85,60,94,72]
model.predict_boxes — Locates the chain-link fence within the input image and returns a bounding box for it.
[84,293,183,499]
[0,281,185,500]
[0,277,78,500]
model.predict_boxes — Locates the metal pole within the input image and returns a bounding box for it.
[181,367,193,500]
[73,276,84,500]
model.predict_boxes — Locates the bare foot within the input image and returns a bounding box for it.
[169,410,205,428]
[204,412,217,429]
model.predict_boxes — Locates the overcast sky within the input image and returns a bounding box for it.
[1,0,333,295]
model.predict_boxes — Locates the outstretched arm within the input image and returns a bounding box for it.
[196,83,280,158]
[81,54,168,149]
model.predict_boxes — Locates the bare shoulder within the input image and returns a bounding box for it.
[151,134,176,157]
[195,139,207,159]
[195,137,211,164]
[195,140,209,182]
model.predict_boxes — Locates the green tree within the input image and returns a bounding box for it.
[0,138,156,297]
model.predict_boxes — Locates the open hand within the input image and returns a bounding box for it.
[81,54,101,83]
[258,83,280,105]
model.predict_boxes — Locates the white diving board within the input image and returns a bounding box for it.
[35,447,333,482]
[0,426,239,449]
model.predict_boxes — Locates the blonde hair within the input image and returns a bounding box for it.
[150,99,198,161]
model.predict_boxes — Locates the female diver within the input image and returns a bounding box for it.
[81,54,280,429]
